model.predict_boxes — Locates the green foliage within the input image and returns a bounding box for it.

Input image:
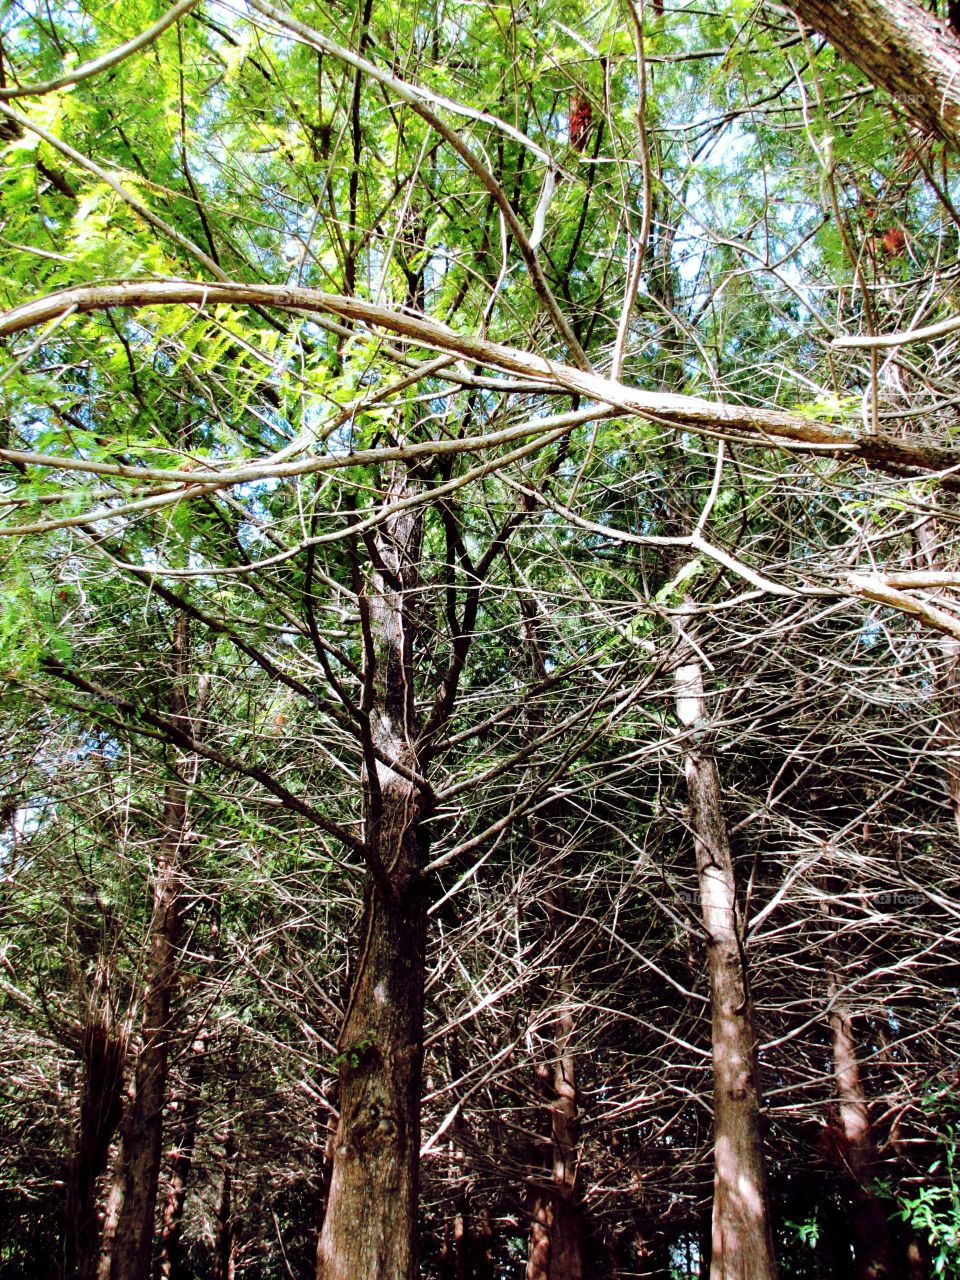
[1,0,960,1275]
[332,1034,377,1073]
[888,1092,960,1278]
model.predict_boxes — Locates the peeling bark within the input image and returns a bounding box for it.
[63,999,127,1280]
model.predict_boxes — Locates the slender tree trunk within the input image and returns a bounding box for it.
[156,1027,209,1280]
[439,1195,494,1280]
[520,602,583,1280]
[96,1147,124,1280]
[525,923,582,1280]
[315,477,429,1280]
[470,1206,495,1280]
[826,967,901,1280]
[157,897,224,1280]
[673,618,778,1280]
[631,1230,671,1280]
[438,1209,465,1280]
[64,993,128,1280]
[918,517,960,839]
[440,1192,483,1280]
[211,1113,236,1280]
[104,614,196,1280]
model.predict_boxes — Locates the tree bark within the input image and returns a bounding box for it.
[790,0,960,156]
[468,1206,495,1280]
[525,912,583,1280]
[63,993,127,1280]
[314,860,427,1280]
[103,614,196,1280]
[521,604,584,1280]
[526,1185,582,1280]
[210,1112,236,1280]
[439,1197,494,1280]
[673,623,778,1280]
[315,475,429,1280]
[918,516,960,839]
[96,1149,124,1280]
[156,1026,209,1280]
[826,981,901,1280]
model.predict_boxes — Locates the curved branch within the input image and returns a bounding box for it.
[2,278,960,479]
[0,0,201,100]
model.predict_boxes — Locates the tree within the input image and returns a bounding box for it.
[3,2,960,1278]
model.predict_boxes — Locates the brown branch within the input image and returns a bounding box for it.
[3,279,960,481]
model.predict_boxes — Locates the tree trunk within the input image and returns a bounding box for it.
[314,861,427,1280]
[918,516,960,840]
[315,476,429,1280]
[157,897,224,1280]
[827,981,901,1280]
[104,614,196,1280]
[439,1196,494,1280]
[790,0,960,157]
[525,939,583,1280]
[469,1206,495,1280]
[526,1187,582,1280]
[632,1231,672,1280]
[96,1148,124,1280]
[64,999,127,1280]
[520,601,584,1280]
[903,1231,930,1280]
[673,626,778,1280]
[156,1027,209,1280]
[211,1114,236,1280]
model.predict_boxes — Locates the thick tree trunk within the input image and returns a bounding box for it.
[790,0,960,157]
[674,630,778,1280]
[526,1188,582,1280]
[104,614,195,1280]
[315,477,429,1280]
[827,978,901,1280]
[314,854,427,1280]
